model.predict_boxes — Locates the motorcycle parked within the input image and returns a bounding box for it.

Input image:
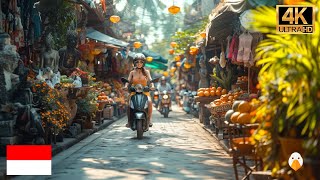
[121,77,159,139]
[190,91,199,118]
[159,90,171,118]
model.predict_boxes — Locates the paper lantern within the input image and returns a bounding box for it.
[200,32,206,38]
[133,41,142,49]
[170,67,176,73]
[174,55,181,61]
[190,46,198,52]
[168,5,180,15]
[189,46,199,55]
[169,49,174,55]
[184,63,192,69]
[176,62,181,67]
[146,56,153,62]
[163,71,169,77]
[110,15,120,23]
[170,42,177,48]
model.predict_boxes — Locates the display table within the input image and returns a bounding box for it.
[194,96,219,125]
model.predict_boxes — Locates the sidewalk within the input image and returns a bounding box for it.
[0,116,121,179]
[194,117,230,153]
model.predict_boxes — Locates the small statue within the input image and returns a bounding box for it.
[59,30,81,76]
[198,57,209,88]
[40,33,60,73]
[0,33,20,92]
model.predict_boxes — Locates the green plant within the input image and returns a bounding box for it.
[76,89,99,117]
[248,0,320,175]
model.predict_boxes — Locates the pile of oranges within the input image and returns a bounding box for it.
[197,87,228,97]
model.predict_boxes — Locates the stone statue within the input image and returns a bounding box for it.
[59,30,81,76]
[0,33,20,92]
[41,33,60,73]
[198,56,209,88]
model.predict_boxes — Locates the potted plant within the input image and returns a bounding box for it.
[248,1,320,179]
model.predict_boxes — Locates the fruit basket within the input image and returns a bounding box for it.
[231,137,255,155]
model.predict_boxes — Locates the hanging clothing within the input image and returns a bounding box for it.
[225,35,232,59]
[228,35,239,63]
[31,7,41,40]
[237,32,253,64]
[101,0,106,12]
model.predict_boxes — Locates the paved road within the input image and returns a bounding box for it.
[13,105,234,180]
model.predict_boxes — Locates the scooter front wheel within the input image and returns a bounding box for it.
[136,120,143,139]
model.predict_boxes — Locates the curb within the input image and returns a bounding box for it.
[195,119,230,153]
[52,119,116,156]
[0,117,120,179]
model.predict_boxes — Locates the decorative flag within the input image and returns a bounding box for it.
[7,145,52,175]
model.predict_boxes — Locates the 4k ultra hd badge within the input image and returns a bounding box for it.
[276,5,315,34]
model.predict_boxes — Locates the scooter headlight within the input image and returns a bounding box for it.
[163,95,169,99]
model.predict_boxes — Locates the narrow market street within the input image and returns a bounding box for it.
[13,105,234,180]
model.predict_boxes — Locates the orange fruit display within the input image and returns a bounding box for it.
[238,101,251,113]
[210,90,216,96]
[221,89,227,95]
[204,91,210,97]
[215,90,221,96]
[198,91,204,97]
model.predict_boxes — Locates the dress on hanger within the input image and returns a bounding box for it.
[237,32,253,64]
[225,35,232,59]
[228,35,239,63]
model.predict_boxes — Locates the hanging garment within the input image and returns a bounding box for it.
[225,35,232,59]
[219,43,226,68]
[31,7,41,40]
[101,0,106,12]
[237,32,253,63]
[227,35,239,63]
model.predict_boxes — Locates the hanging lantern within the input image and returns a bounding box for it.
[176,62,181,67]
[133,41,142,49]
[146,56,153,62]
[169,49,175,55]
[190,46,198,52]
[168,5,180,15]
[200,32,206,38]
[189,46,199,55]
[110,15,120,23]
[184,63,192,69]
[163,71,169,77]
[174,55,181,61]
[170,67,176,73]
[170,42,178,48]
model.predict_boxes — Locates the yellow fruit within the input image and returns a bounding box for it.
[231,112,241,123]
[237,113,251,124]
[221,89,227,95]
[238,101,251,113]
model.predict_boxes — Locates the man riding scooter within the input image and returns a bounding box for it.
[157,76,172,115]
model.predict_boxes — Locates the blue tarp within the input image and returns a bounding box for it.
[86,28,129,47]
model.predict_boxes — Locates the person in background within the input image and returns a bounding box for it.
[157,76,172,111]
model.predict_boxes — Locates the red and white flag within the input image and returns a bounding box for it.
[6,145,52,175]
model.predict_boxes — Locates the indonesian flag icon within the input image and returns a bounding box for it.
[6,145,52,175]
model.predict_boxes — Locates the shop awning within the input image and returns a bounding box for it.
[86,28,129,47]
[206,0,249,46]
[145,61,168,70]
[142,50,168,64]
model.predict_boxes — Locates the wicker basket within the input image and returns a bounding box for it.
[232,137,255,155]
[208,103,232,115]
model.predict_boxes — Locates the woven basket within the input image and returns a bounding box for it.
[232,137,255,155]
[209,103,232,114]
